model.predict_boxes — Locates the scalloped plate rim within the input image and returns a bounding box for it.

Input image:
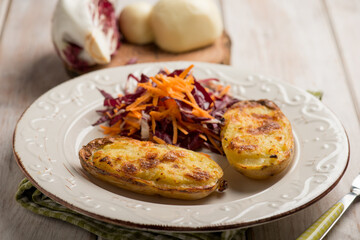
[13,61,350,231]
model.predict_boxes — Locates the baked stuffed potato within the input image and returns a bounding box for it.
[79,137,226,200]
[221,100,294,179]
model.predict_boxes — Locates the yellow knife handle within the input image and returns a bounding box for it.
[296,202,344,240]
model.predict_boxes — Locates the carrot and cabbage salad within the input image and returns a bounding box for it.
[93,65,239,154]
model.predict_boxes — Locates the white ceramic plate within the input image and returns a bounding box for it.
[13,62,349,231]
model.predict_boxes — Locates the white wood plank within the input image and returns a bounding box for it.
[320,1,360,237]
[324,0,360,122]
[222,0,360,239]
[0,0,94,239]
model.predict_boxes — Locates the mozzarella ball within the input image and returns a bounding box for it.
[119,2,154,45]
[150,0,223,53]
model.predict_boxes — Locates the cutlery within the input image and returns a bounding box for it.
[297,173,360,240]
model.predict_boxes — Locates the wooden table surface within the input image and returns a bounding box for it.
[1,0,360,239]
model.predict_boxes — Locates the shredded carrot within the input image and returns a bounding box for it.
[152,96,159,106]
[100,125,111,134]
[172,116,178,144]
[207,135,223,154]
[150,110,171,120]
[125,119,140,129]
[179,64,194,79]
[126,92,151,111]
[127,127,138,136]
[179,121,198,131]
[191,109,202,117]
[100,120,122,136]
[219,85,231,98]
[106,112,112,119]
[185,89,197,106]
[177,125,189,135]
[127,111,142,119]
[116,103,126,109]
[153,136,166,144]
[151,116,156,134]
[201,127,221,141]
[138,83,168,96]
[199,134,207,141]
[158,74,171,84]
[184,75,194,85]
[178,99,213,119]
[150,76,164,86]
[98,64,234,153]
[127,104,152,112]
[199,152,211,158]
[163,67,170,74]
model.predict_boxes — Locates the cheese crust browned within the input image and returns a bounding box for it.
[79,137,226,200]
[221,100,294,179]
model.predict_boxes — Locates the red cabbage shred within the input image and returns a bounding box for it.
[93,68,240,153]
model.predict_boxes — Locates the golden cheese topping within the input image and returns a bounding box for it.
[79,137,225,199]
[92,138,222,187]
[221,100,294,179]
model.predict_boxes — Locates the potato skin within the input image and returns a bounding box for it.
[221,100,294,179]
[79,137,226,200]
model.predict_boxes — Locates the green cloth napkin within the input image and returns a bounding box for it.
[307,91,323,100]
[15,178,246,240]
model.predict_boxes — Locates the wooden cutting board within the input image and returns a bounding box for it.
[68,31,231,76]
